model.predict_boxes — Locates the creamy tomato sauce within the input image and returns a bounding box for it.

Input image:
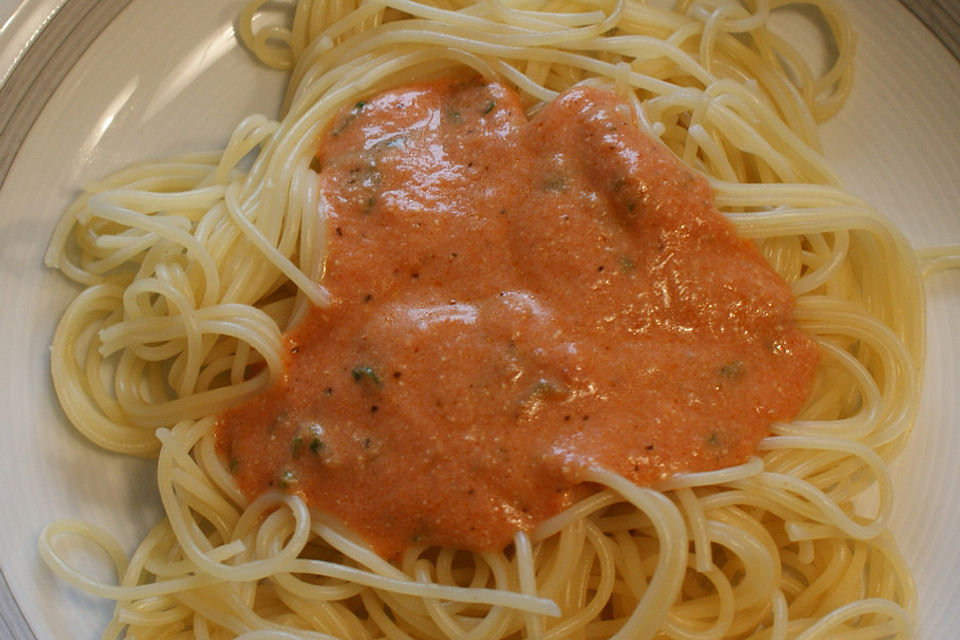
[217,79,818,558]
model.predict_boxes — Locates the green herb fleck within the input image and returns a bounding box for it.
[292,435,303,459]
[384,135,406,149]
[280,470,297,489]
[331,114,356,137]
[310,436,325,454]
[720,361,743,378]
[351,365,382,387]
[228,457,239,474]
[330,102,367,137]
[519,378,569,418]
[531,379,567,400]
[542,173,567,192]
[483,100,495,114]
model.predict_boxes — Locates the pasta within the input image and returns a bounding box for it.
[40,0,924,638]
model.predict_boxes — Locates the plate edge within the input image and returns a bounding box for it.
[897,0,960,61]
[0,0,133,190]
[0,570,35,640]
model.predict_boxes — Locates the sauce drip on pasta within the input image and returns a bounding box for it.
[217,79,817,558]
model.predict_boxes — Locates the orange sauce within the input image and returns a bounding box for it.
[217,79,818,558]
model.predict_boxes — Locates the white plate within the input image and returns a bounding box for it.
[0,1,957,638]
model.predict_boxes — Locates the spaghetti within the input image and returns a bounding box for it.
[41,0,923,638]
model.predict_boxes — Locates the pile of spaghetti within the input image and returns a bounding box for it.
[41,0,923,638]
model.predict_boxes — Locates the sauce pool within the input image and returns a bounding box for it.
[217,79,818,559]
